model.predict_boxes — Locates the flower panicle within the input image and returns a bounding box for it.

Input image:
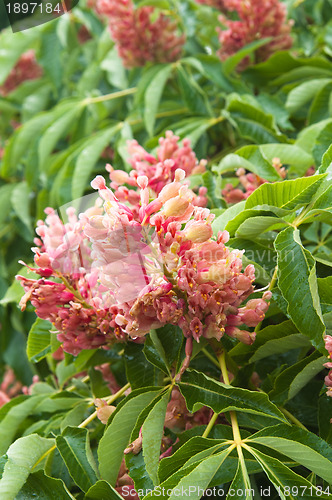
[17,132,271,359]
[96,0,185,68]
[0,50,42,96]
[217,0,293,68]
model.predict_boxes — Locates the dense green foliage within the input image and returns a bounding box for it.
[0,0,332,499]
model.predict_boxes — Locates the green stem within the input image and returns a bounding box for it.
[82,87,137,106]
[254,265,278,334]
[202,412,219,438]
[279,407,308,430]
[202,348,221,369]
[218,351,242,443]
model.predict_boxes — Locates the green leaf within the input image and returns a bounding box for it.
[85,480,124,500]
[224,208,281,237]
[56,426,98,492]
[214,145,281,182]
[259,144,313,176]
[309,81,332,124]
[178,370,287,424]
[0,395,46,455]
[144,64,173,136]
[223,38,272,76]
[98,389,161,485]
[286,79,331,114]
[144,330,171,375]
[318,396,332,445]
[158,435,230,483]
[0,435,55,499]
[250,334,310,363]
[16,470,74,500]
[226,456,254,500]
[72,123,122,199]
[177,65,210,116]
[229,320,300,361]
[142,390,170,486]
[288,355,327,399]
[0,184,16,225]
[27,318,52,363]
[211,201,246,235]
[248,424,332,484]
[274,227,325,349]
[269,351,324,404]
[145,448,233,500]
[38,105,82,169]
[235,215,287,238]
[124,343,156,390]
[11,181,33,234]
[245,175,326,210]
[246,447,331,500]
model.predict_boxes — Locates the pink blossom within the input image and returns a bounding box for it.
[217,0,293,68]
[196,0,225,9]
[222,161,286,204]
[0,51,42,96]
[96,0,185,68]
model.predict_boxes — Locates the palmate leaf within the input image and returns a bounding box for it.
[177,370,288,424]
[98,388,162,485]
[0,435,55,499]
[56,426,98,492]
[247,423,332,484]
[245,447,331,500]
[274,227,326,349]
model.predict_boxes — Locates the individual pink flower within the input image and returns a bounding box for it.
[96,0,185,68]
[217,0,293,68]
[0,51,42,96]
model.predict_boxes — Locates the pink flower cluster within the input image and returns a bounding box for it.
[17,132,270,361]
[196,0,225,9]
[0,50,42,96]
[217,0,293,67]
[108,130,208,216]
[96,0,185,68]
[17,206,129,356]
[324,335,332,397]
[222,158,286,204]
[86,167,271,348]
